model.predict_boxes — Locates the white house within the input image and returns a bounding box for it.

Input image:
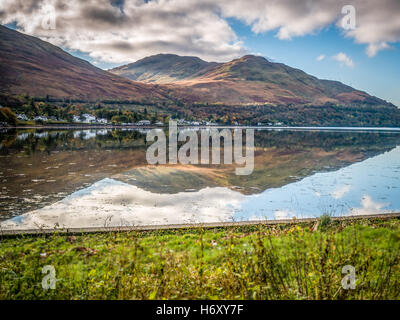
[97,118,108,124]
[206,122,217,126]
[82,114,96,123]
[137,120,151,125]
[73,114,97,123]
[175,119,187,125]
[34,116,48,122]
[17,114,29,121]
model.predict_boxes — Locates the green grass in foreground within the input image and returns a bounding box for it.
[0,217,399,300]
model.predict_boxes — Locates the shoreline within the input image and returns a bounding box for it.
[2,124,400,131]
[1,212,399,237]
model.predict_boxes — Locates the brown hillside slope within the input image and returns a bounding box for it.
[111,54,394,106]
[0,25,166,101]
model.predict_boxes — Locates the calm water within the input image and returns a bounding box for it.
[1,127,400,230]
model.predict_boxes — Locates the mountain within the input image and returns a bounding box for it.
[0,24,395,108]
[0,25,166,101]
[111,54,394,107]
[110,53,220,83]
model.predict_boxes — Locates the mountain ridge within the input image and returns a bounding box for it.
[111,53,394,107]
[110,53,220,83]
[0,24,396,108]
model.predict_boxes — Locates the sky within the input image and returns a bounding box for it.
[0,0,399,106]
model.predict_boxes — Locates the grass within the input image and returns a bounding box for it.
[0,217,399,300]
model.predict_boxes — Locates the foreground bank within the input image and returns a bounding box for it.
[0,216,399,300]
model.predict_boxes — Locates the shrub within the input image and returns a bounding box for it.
[319,214,332,230]
[0,107,17,126]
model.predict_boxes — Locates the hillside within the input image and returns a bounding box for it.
[110,53,219,83]
[0,24,396,110]
[0,25,166,101]
[111,54,395,106]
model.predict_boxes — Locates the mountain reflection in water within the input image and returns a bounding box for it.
[1,128,400,229]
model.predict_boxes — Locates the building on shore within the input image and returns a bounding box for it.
[137,120,151,125]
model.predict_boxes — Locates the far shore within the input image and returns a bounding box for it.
[2,124,400,131]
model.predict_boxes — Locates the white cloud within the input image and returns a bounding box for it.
[333,52,354,68]
[316,54,325,61]
[0,178,244,230]
[274,209,294,220]
[331,185,350,199]
[219,0,400,57]
[1,0,399,62]
[366,42,392,57]
[348,195,388,216]
[219,0,340,40]
[343,0,400,56]
[0,0,247,63]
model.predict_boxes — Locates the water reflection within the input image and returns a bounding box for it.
[2,146,400,230]
[1,128,400,229]
[234,146,400,220]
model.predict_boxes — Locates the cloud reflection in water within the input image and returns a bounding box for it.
[2,146,400,230]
